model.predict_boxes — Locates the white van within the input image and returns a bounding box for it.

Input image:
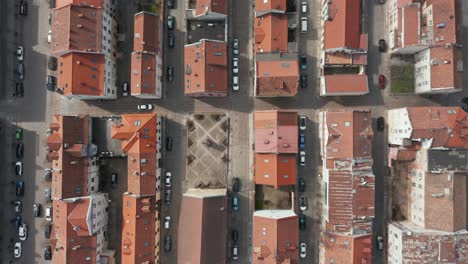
[301,2,307,13]
[233,76,239,91]
[300,17,308,33]
[45,206,52,222]
[164,216,171,229]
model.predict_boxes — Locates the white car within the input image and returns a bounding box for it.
[165,172,172,188]
[14,242,21,258]
[47,30,52,43]
[15,161,23,176]
[300,242,306,258]
[299,151,305,166]
[122,82,129,96]
[137,104,154,111]
[17,46,24,61]
[232,58,239,74]
[233,76,239,91]
[233,38,239,55]
[45,206,52,222]
[14,200,22,213]
[164,216,171,229]
[19,224,27,241]
[377,235,384,250]
[299,116,306,130]
[301,2,307,13]
[232,244,238,260]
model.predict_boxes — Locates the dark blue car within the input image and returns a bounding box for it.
[15,215,22,228]
[16,180,24,197]
[299,132,305,150]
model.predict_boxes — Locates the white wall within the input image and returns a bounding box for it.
[409,168,425,227]
[387,108,413,146]
[387,223,404,264]
[415,49,431,94]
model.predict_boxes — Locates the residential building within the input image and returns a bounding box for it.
[320,0,369,96]
[254,14,288,53]
[320,233,372,264]
[178,188,227,264]
[51,0,117,99]
[255,59,299,97]
[254,110,298,189]
[47,114,99,200]
[185,0,228,44]
[194,0,228,17]
[184,39,227,97]
[252,210,299,263]
[131,11,163,98]
[111,113,162,264]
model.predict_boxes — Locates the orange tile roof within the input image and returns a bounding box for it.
[112,114,158,196]
[133,12,159,53]
[195,0,228,16]
[254,110,298,154]
[323,0,361,50]
[254,14,288,53]
[255,0,286,13]
[256,60,299,97]
[427,0,458,45]
[121,195,156,264]
[130,52,157,96]
[58,52,106,97]
[252,210,299,263]
[51,4,103,55]
[401,4,420,47]
[406,107,468,148]
[323,75,369,95]
[255,154,297,189]
[55,0,104,9]
[322,233,372,264]
[429,46,463,91]
[47,115,95,200]
[184,40,227,96]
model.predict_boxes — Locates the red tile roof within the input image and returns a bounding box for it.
[321,233,372,264]
[323,75,369,95]
[55,0,104,9]
[184,40,227,97]
[51,4,103,55]
[402,4,420,47]
[255,153,297,189]
[426,0,458,45]
[121,195,156,264]
[178,189,227,264]
[254,110,298,154]
[323,0,361,50]
[58,52,106,97]
[429,46,463,91]
[195,0,228,16]
[256,60,299,97]
[133,12,159,53]
[254,14,288,53]
[130,52,157,96]
[255,0,286,13]
[252,210,299,263]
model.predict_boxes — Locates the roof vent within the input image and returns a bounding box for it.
[77,24,83,28]
[443,60,451,64]
[437,22,446,28]
[77,13,84,17]
[282,143,289,147]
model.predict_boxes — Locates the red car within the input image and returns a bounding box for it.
[378,75,386,89]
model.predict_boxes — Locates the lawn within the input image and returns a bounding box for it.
[390,65,415,94]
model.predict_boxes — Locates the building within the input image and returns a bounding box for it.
[320,0,369,96]
[254,110,298,189]
[131,11,163,98]
[111,113,162,264]
[319,110,374,261]
[178,188,227,264]
[254,14,288,53]
[47,115,99,200]
[52,193,112,264]
[255,59,299,97]
[252,210,299,263]
[186,0,228,44]
[51,0,117,99]
[184,39,227,97]
[194,0,228,17]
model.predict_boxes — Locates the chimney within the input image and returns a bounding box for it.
[77,24,83,28]
[78,13,84,17]
[77,61,81,64]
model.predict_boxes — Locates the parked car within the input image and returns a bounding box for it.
[48,14,52,25]
[164,188,172,205]
[300,74,307,88]
[232,229,239,242]
[122,82,129,96]
[300,55,307,70]
[165,172,172,188]
[44,224,52,239]
[300,243,306,258]
[299,196,307,211]
[17,46,24,61]
[15,82,24,97]
[378,39,387,52]
[16,143,24,159]
[15,128,23,140]
[378,74,386,89]
[299,151,306,166]
[233,38,239,55]
[299,132,305,150]
[164,216,171,229]
[14,242,21,258]
[47,30,52,43]
[299,116,306,130]
[15,215,22,228]
[232,244,239,260]
[19,1,27,16]
[19,224,27,241]
[48,56,57,71]
[168,32,175,48]
[44,246,52,260]
[377,117,385,131]
[17,63,25,80]
[164,235,172,252]
[45,206,52,222]
[166,136,173,151]
[377,236,384,250]
[45,188,52,202]
[232,57,239,74]
[15,161,23,175]
[301,1,307,13]
[44,168,52,181]
[33,203,41,217]
[47,75,57,92]
[49,0,55,9]
[232,177,240,192]
[232,76,239,91]
[14,200,22,214]
[137,104,154,111]
[167,65,174,82]
[232,194,239,211]
[111,173,117,187]
[300,17,308,33]
[298,177,305,192]
[461,97,468,113]
[16,181,24,197]
[299,214,306,230]
[167,15,175,30]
